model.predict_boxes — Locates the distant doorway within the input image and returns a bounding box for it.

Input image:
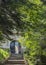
[10,41,15,54]
[10,40,21,54]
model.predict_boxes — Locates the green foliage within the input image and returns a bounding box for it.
[0,49,9,61]
[0,0,46,39]
[18,1,46,65]
[0,0,46,65]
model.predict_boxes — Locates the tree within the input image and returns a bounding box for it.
[0,0,27,40]
[0,0,46,65]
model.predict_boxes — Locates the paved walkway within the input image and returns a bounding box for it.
[5,54,26,65]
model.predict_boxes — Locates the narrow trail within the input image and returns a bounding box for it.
[5,54,26,65]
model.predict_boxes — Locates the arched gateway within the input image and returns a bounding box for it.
[10,40,21,54]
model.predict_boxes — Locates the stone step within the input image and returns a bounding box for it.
[5,64,25,65]
[11,54,23,56]
[9,54,23,60]
[9,57,23,60]
[10,55,23,58]
[11,55,23,58]
[7,60,25,64]
[5,54,25,65]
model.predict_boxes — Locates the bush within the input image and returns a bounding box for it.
[0,49,9,61]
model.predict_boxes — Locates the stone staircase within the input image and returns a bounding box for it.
[5,54,26,65]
